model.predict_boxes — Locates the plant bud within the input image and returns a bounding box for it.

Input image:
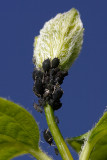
[33,8,84,70]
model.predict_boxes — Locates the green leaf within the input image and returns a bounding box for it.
[0,97,39,160]
[66,132,89,153]
[66,111,107,160]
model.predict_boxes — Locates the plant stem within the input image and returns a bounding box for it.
[29,148,53,160]
[44,104,74,160]
[79,130,107,160]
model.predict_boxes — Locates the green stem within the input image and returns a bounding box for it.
[44,104,74,160]
[79,130,107,160]
[29,148,52,160]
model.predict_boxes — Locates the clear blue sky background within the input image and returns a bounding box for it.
[0,0,107,160]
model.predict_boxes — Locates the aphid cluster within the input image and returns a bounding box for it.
[33,58,68,111]
[32,58,65,156]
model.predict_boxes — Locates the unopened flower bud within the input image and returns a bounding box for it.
[33,8,84,70]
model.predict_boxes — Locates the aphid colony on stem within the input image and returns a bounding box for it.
[32,57,68,111]
[32,57,68,155]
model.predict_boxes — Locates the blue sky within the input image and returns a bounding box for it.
[0,0,107,160]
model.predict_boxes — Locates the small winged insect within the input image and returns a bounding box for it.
[43,129,53,145]
[33,103,43,113]
[54,147,59,155]
[42,58,51,72]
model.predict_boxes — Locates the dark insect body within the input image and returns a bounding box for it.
[55,77,63,85]
[55,70,68,84]
[43,129,53,145]
[52,100,62,110]
[34,78,44,95]
[42,58,51,72]
[61,71,68,77]
[53,88,63,101]
[32,69,43,80]
[52,58,60,68]
[33,57,68,111]
[54,147,59,155]
[33,86,41,97]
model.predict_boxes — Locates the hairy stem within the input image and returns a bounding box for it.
[79,130,107,160]
[29,148,52,160]
[44,104,74,160]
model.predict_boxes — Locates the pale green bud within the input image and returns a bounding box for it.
[33,8,84,70]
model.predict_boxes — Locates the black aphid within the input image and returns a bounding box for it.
[43,129,53,145]
[34,78,44,95]
[54,148,59,155]
[42,58,51,72]
[61,70,68,77]
[55,70,65,84]
[52,100,62,110]
[55,77,64,85]
[56,70,68,78]
[33,103,43,113]
[53,88,63,101]
[33,86,41,98]
[33,58,68,111]
[52,58,60,68]
[32,69,43,80]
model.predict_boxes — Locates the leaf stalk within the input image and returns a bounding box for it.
[29,148,53,160]
[44,104,74,160]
